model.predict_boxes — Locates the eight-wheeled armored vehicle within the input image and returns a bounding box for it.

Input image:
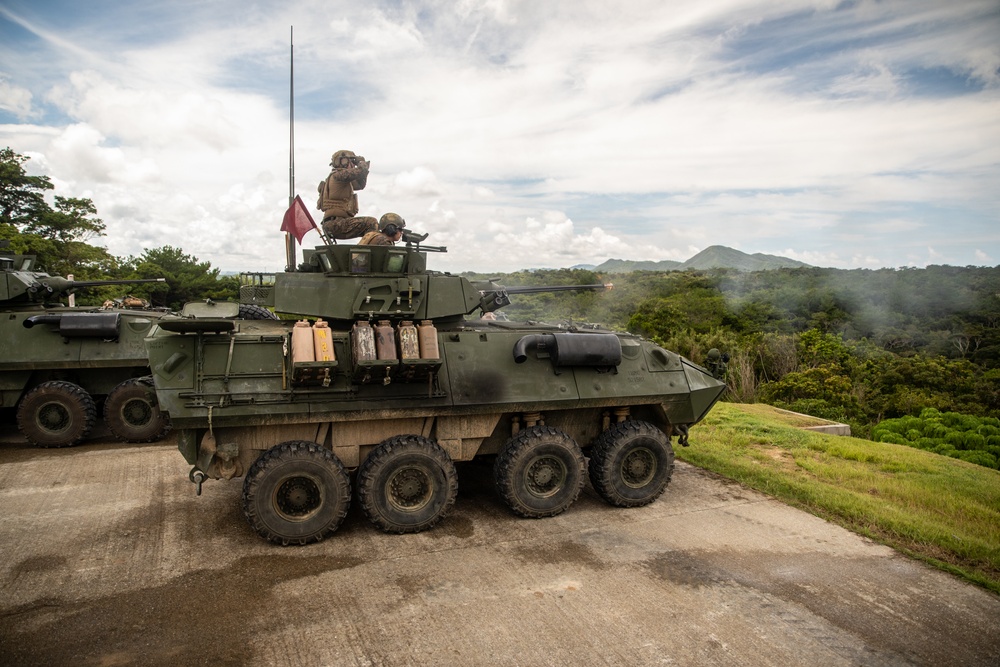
[144,237,727,545]
[0,247,171,447]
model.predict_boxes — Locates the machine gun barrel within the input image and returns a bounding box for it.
[32,277,166,296]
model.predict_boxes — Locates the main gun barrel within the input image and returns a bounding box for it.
[477,282,612,313]
[31,277,166,296]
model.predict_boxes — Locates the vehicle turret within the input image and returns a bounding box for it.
[238,237,607,322]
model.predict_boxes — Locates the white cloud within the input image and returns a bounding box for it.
[0,74,34,119]
[0,0,997,273]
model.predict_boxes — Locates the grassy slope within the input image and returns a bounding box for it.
[679,403,1000,593]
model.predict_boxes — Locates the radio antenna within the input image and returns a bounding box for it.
[284,25,297,271]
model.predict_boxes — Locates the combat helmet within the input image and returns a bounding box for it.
[379,212,406,234]
[331,150,357,167]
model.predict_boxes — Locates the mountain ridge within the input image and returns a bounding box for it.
[591,245,811,273]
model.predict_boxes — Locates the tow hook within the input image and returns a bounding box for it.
[676,424,690,447]
[189,468,207,496]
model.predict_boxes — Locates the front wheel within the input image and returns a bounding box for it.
[357,435,458,534]
[494,425,586,518]
[16,380,97,447]
[103,377,171,443]
[588,420,674,507]
[242,441,351,546]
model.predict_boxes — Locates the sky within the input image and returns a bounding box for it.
[1,0,999,274]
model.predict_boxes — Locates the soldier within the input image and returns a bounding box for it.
[359,213,406,246]
[317,150,378,240]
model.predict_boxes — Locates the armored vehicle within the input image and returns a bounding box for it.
[144,237,727,545]
[0,247,170,447]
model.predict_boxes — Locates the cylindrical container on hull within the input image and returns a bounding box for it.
[418,320,439,360]
[375,320,397,360]
[292,320,315,363]
[352,320,376,362]
[313,320,335,362]
[398,320,420,360]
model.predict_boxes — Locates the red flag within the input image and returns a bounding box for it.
[280,195,318,243]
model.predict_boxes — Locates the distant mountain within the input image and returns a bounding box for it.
[594,246,810,273]
[681,245,811,271]
[593,258,683,273]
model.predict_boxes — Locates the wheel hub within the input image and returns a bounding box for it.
[525,456,566,497]
[387,467,432,511]
[37,402,70,433]
[275,476,322,518]
[621,448,656,488]
[122,398,153,427]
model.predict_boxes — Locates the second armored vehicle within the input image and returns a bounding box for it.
[145,238,727,545]
[1,247,171,447]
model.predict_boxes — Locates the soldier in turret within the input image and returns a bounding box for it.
[359,213,405,246]
[317,150,378,240]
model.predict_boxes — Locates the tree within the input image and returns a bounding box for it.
[0,147,113,278]
[0,146,52,227]
[124,246,237,310]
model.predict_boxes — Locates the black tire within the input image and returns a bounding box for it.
[588,420,675,508]
[103,377,171,443]
[238,304,279,320]
[494,425,586,518]
[357,435,458,534]
[241,441,351,546]
[16,380,97,448]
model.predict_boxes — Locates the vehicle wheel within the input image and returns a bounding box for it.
[588,420,674,507]
[16,380,97,448]
[358,435,458,534]
[238,304,279,320]
[103,377,171,443]
[241,441,351,546]
[494,425,586,518]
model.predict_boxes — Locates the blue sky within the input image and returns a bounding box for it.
[1,0,998,273]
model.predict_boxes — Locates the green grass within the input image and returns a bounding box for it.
[680,403,1000,593]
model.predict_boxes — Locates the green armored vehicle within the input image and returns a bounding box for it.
[0,246,170,447]
[145,237,727,545]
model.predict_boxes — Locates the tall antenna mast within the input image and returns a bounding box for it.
[284,25,296,271]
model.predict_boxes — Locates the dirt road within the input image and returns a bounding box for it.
[1,433,998,666]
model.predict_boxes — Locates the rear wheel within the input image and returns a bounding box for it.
[242,441,351,546]
[494,425,585,518]
[588,420,674,507]
[103,377,171,443]
[16,380,97,448]
[358,435,458,533]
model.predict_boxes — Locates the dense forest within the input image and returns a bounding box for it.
[4,147,999,467]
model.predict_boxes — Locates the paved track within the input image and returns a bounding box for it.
[1,433,998,666]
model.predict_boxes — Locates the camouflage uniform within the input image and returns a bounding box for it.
[359,230,396,246]
[318,150,378,240]
[358,212,406,246]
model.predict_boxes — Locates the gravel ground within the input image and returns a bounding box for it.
[1,431,998,667]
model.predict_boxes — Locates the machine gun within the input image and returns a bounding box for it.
[401,229,446,253]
